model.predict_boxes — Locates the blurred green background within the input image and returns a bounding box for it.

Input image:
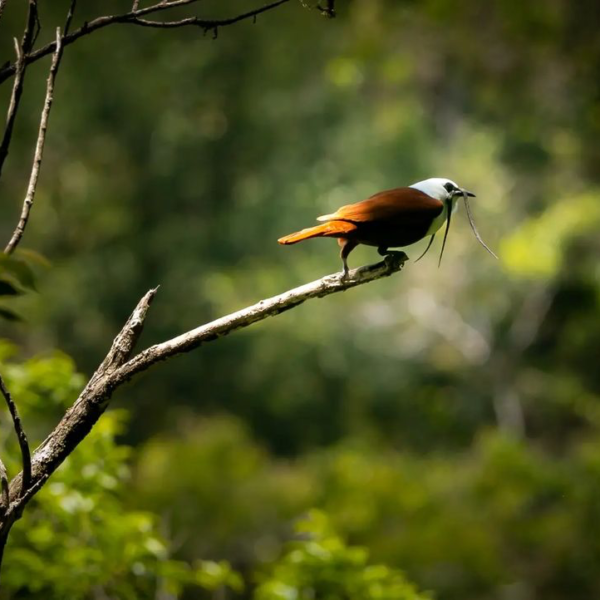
[1,0,600,598]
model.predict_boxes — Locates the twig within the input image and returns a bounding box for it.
[0,373,31,495]
[4,28,64,255]
[317,0,336,18]
[3,255,407,516]
[131,0,291,33]
[64,0,77,35]
[118,255,408,381]
[0,459,8,512]
[0,0,38,181]
[0,0,292,86]
[92,286,160,381]
[31,0,41,46]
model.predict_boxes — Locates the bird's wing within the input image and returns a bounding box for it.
[317,187,443,224]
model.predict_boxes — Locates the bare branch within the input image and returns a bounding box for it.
[130,0,291,33]
[4,28,64,255]
[118,255,408,382]
[0,458,8,569]
[64,0,77,35]
[5,287,158,508]
[0,0,38,181]
[3,255,406,517]
[0,373,31,495]
[0,0,292,86]
[93,286,160,380]
[0,459,8,512]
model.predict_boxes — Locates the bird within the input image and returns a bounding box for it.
[278,177,497,276]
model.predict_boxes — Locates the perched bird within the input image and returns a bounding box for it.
[278,177,496,276]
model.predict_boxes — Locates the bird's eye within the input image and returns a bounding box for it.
[444,182,456,192]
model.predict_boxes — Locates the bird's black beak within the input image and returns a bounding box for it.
[461,189,476,197]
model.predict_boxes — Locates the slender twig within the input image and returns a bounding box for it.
[131,0,291,33]
[0,0,292,86]
[0,459,8,511]
[31,0,41,46]
[4,28,64,255]
[64,0,77,35]
[0,373,31,495]
[0,0,38,181]
[317,0,336,18]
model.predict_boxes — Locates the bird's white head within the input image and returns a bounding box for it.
[409,177,475,204]
[408,177,495,265]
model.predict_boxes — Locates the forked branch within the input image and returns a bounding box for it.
[0,0,294,86]
[2,255,407,542]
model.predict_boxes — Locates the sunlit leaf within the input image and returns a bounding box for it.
[14,248,51,268]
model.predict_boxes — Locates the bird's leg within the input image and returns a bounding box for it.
[377,246,389,256]
[339,238,358,278]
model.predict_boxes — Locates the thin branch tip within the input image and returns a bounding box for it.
[317,0,336,18]
[0,373,32,495]
[0,459,8,512]
[4,27,64,255]
[0,1,38,182]
[143,286,159,303]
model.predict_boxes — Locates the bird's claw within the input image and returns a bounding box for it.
[383,251,408,269]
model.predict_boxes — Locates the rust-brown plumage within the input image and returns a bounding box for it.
[278,187,444,274]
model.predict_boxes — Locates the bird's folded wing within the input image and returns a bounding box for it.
[318,187,443,223]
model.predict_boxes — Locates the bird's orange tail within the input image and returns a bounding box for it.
[278,221,356,245]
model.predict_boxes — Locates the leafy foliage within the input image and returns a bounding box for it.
[255,511,429,600]
[0,348,240,599]
[0,252,43,321]
[133,415,600,600]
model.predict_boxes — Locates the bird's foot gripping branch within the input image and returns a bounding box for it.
[340,251,408,280]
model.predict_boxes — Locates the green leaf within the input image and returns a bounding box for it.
[0,278,23,296]
[14,248,51,268]
[0,255,37,291]
[0,306,23,321]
